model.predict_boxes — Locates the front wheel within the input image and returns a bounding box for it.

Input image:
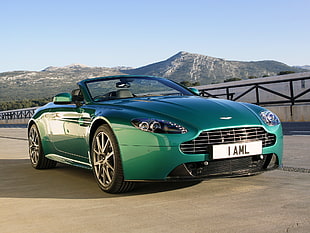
[28,124,57,169]
[91,125,135,193]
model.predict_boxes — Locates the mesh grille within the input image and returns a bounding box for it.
[184,155,268,177]
[198,155,267,176]
[180,127,276,154]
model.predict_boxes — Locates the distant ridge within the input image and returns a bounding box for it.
[122,51,304,84]
[42,63,91,71]
[0,51,306,101]
[295,65,310,70]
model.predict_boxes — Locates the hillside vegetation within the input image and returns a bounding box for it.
[0,51,305,110]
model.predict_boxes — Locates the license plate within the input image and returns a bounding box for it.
[212,141,262,160]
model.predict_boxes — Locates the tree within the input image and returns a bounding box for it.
[180,81,191,87]
[278,71,296,75]
[0,98,51,111]
[180,81,200,87]
[224,78,242,82]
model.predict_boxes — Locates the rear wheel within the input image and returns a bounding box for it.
[91,125,135,193]
[28,124,57,169]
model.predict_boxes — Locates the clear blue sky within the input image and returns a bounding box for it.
[1,0,309,72]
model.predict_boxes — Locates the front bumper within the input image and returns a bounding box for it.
[117,125,283,181]
[119,144,282,181]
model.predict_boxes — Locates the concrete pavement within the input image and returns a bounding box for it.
[0,128,309,233]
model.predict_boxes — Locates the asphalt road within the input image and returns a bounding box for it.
[0,128,309,233]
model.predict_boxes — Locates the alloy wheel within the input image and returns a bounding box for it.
[29,125,40,166]
[92,131,116,188]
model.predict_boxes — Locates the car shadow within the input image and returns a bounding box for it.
[0,159,201,199]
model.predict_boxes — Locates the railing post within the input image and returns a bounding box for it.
[289,80,295,116]
[289,80,295,105]
[226,87,230,100]
[255,84,260,105]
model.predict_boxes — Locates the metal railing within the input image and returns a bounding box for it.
[198,75,310,106]
[0,107,37,120]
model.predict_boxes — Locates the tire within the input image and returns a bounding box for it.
[91,125,135,193]
[28,124,57,169]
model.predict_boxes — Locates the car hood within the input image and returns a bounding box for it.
[103,96,262,130]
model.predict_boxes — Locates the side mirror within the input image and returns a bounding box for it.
[53,93,72,104]
[188,87,200,95]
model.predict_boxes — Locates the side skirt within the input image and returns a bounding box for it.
[45,154,92,170]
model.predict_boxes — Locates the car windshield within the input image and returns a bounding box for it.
[85,76,195,102]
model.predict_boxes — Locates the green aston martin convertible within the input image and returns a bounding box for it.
[28,75,283,193]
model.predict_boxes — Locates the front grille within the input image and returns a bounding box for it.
[180,127,276,154]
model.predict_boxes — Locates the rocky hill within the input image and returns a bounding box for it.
[295,65,310,70]
[123,51,304,84]
[0,51,305,102]
[0,65,124,101]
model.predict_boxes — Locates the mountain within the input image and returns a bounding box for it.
[0,65,124,101]
[0,52,306,102]
[123,51,304,84]
[295,65,310,70]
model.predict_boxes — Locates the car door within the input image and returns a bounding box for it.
[46,105,91,163]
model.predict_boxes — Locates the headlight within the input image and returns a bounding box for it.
[260,111,280,126]
[131,118,188,134]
